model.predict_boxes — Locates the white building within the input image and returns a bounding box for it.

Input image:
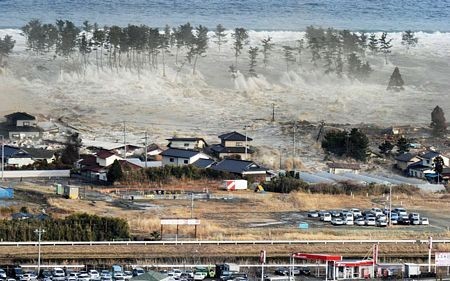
[96,150,123,167]
[161,148,210,166]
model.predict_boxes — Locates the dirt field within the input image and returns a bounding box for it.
[4,180,450,241]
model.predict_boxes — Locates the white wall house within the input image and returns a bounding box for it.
[95,150,123,167]
[166,138,207,150]
[420,151,450,167]
[161,148,210,166]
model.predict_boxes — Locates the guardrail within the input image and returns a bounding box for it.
[0,239,448,247]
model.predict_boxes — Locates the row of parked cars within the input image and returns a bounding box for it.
[0,266,146,281]
[307,207,429,227]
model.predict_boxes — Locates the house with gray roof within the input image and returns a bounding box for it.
[211,131,254,160]
[161,148,211,166]
[2,112,41,139]
[211,159,268,180]
[419,150,449,167]
[192,158,216,169]
[395,152,421,172]
[166,137,208,151]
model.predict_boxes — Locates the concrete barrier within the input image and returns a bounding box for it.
[2,170,71,178]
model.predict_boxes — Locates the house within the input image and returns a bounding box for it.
[95,150,123,167]
[211,159,269,181]
[166,137,207,150]
[419,150,450,167]
[11,212,33,220]
[124,158,162,168]
[210,131,254,160]
[327,162,360,174]
[407,162,435,179]
[161,148,210,166]
[146,143,164,156]
[21,147,56,163]
[395,153,421,172]
[1,145,34,167]
[82,139,143,157]
[192,158,216,169]
[5,112,37,127]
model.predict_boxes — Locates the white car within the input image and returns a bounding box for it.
[371,208,383,216]
[193,272,206,281]
[331,218,345,225]
[113,273,125,281]
[376,219,387,227]
[365,217,376,226]
[321,213,332,222]
[89,270,100,280]
[0,269,7,279]
[345,218,354,225]
[355,218,365,226]
[351,208,362,217]
[421,217,430,225]
[172,269,182,278]
[78,273,91,281]
[184,270,194,278]
[20,273,37,281]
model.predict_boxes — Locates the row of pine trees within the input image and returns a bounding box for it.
[2,20,420,80]
[0,213,130,241]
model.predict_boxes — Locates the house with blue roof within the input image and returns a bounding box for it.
[161,148,211,166]
[1,145,34,167]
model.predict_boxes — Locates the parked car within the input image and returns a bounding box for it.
[67,272,79,280]
[193,272,206,281]
[365,217,376,226]
[101,276,112,281]
[172,269,183,278]
[411,218,421,225]
[132,268,145,277]
[184,270,194,278]
[298,267,310,276]
[89,270,100,280]
[274,268,288,276]
[394,208,407,217]
[421,217,430,225]
[123,271,133,280]
[355,218,366,226]
[78,272,91,281]
[20,273,37,281]
[53,268,66,281]
[345,218,354,225]
[409,213,420,220]
[330,210,341,218]
[398,216,410,225]
[331,218,345,226]
[321,213,332,222]
[0,269,7,279]
[376,219,388,227]
[351,208,362,217]
[370,208,383,216]
[307,210,319,218]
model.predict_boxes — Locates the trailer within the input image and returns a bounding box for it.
[222,180,247,191]
[404,263,421,278]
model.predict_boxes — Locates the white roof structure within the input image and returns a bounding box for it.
[82,139,143,151]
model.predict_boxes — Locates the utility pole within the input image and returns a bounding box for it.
[293,122,296,158]
[190,193,194,218]
[244,125,249,160]
[272,103,275,122]
[389,185,392,227]
[123,121,127,159]
[0,135,4,181]
[144,131,148,169]
[34,227,46,275]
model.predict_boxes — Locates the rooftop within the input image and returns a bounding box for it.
[5,112,36,121]
[421,150,441,159]
[161,148,205,159]
[212,159,267,175]
[21,147,55,159]
[96,150,117,159]
[395,152,418,162]
[327,162,360,170]
[218,131,253,142]
[192,158,216,169]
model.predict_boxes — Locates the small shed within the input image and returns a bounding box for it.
[0,186,14,199]
[327,163,361,175]
[54,183,64,195]
[130,271,171,281]
[64,185,79,199]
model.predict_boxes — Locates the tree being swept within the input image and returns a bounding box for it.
[187,25,209,74]
[232,27,249,67]
[260,36,274,68]
[213,24,227,53]
[387,67,404,91]
[401,30,418,50]
[248,46,259,77]
[379,32,392,64]
[368,33,378,54]
[0,35,15,67]
[282,46,296,72]
[430,105,447,136]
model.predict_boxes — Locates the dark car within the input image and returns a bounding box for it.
[40,270,53,279]
[298,267,311,276]
[274,268,289,276]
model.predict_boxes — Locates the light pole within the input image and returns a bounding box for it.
[0,135,4,181]
[389,185,392,227]
[34,227,46,275]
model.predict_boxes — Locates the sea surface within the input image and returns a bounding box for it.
[1,0,450,31]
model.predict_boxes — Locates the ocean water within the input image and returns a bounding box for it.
[0,0,450,31]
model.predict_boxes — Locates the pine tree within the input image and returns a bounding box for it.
[232,27,249,67]
[359,32,368,56]
[368,33,378,54]
[61,133,81,165]
[190,25,208,74]
[107,160,123,184]
[387,67,404,91]
[248,46,258,77]
[379,32,392,64]
[296,38,304,65]
[282,46,296,71]
[396,137,410,154]
[213,24,227,53]
[401,30,418,50]
[0,35,15,66]
[430,105,447,135]
[260,36,274,68]
[379,140,394,155]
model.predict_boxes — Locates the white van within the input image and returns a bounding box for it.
[321,213,332,222]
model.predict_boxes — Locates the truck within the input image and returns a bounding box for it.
[111,265,123,278]
[216,263,240,278]
[404,263,421,278]
[222,180,247,191]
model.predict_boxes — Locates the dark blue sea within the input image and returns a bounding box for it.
[1,0,450,31]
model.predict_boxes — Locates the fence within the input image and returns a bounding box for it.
[1,170,71,178]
